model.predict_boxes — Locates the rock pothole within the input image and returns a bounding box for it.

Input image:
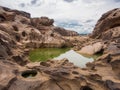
[80,86,93,90]
[21,70,38,78]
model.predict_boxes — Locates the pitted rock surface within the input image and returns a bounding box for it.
[0,6,120,90]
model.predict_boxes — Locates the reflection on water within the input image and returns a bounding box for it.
[29,48,97,68]
[54,50,94,68]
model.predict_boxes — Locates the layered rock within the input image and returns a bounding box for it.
[91,8,120,40]
[74,8,120,90]
[0,6,79,48]
[0,6,120,90]
[0,6,80,62]
[53,27,79,36]
[77,8,120,55]
[1,55,120,90]
[31,17,54,27]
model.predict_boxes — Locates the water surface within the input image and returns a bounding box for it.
[54,50,94,68]
[29,48,99,68]
[29,48,70,62]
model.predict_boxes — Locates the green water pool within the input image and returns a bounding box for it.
[29,48,101,67]
[29,48,70,62]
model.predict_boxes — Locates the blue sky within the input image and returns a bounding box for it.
[0,0,120,34]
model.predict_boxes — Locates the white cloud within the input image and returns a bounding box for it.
[0,0,120,34]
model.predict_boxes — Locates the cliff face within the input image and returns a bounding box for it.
[0,6,120,90]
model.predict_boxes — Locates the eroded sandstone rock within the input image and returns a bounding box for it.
[91,8,120,40]
[78,42,103,55]
[31,16,54,27]
[0,6,120,90]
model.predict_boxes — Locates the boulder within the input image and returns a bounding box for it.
[78,42,103,55]
[91,8,120,40]
[31,17,54,28]
[53,27,79,36]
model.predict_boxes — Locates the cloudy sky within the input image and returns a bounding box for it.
[0,0,120,34]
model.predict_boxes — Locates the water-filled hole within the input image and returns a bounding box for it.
[21,70,37,78]
[80,86,93,90]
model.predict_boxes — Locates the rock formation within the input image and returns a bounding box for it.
[0,5,80,62]
[78,42,103,55]
[91,8,120,40]
[0,6,79,48]
[0,6,120,90]
[76,8,120,90]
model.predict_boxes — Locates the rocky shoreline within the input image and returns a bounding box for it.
[0,6,120,90]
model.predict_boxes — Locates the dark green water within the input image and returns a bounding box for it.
[29,48,70,62]
[29,48,101,67]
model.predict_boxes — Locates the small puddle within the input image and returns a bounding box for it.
[29,48,101,68]
[21,70,37,78]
